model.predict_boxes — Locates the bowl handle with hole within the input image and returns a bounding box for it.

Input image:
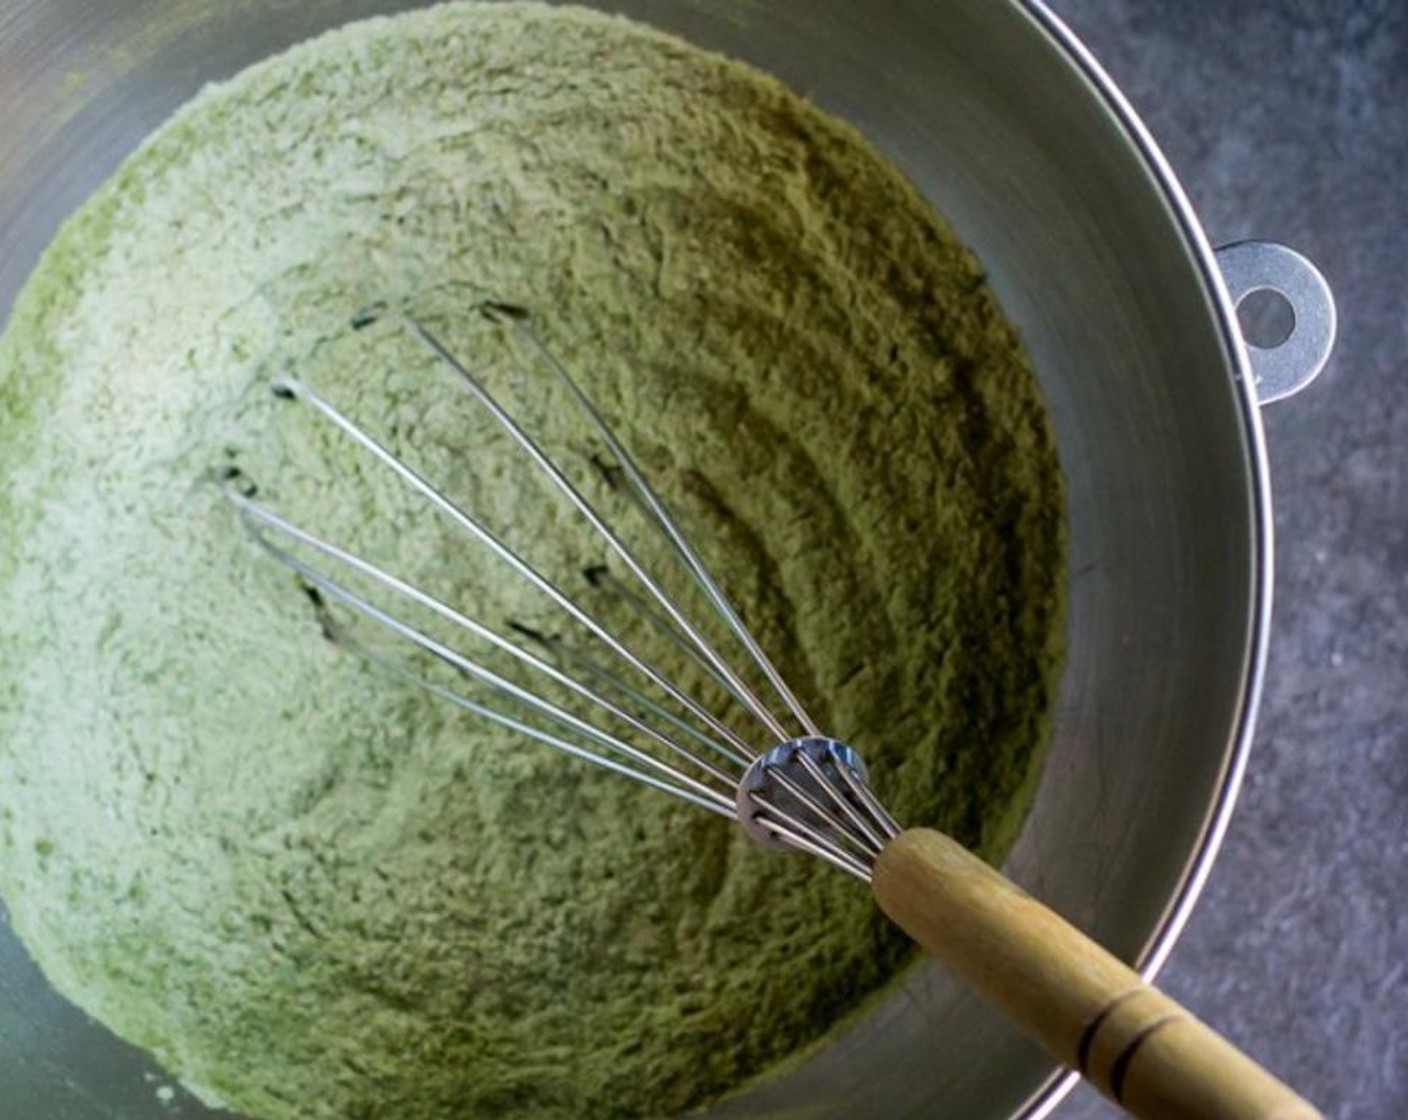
[1216,240,1337,405]
[872,828,1322,1120]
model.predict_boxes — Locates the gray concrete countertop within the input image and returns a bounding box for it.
[1044,2,1407,1118]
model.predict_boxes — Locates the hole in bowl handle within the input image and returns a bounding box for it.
[1216,240,1337,405]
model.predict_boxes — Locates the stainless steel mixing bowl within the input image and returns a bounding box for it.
[0,1,1335,1117]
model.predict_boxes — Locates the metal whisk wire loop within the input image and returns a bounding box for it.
[227,303,899,881]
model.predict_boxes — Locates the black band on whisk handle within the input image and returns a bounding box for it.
[872,829,1322,1120]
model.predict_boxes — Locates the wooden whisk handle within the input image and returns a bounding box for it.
[871,828,1320,1120]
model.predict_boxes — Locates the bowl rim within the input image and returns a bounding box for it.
[1013,3,1273,1117]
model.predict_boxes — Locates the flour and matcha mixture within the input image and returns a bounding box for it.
[0,4,1064,1118]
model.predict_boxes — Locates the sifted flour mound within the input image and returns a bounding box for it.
[0,4,1064,1118]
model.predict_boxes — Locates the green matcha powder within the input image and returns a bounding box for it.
[0,4,1065,1118]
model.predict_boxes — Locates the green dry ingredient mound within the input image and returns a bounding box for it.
[0,4,1065,1119]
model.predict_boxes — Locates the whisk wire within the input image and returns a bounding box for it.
[231,492,744,789]
[748,810,870,880]
[272,375,757,761]
[490,307,823,741]
[234,501,737,814]
[579,566,766,724]
[759,768,881,861]
[364,646,738,820]
[834,764,904,839]
[795,748,889,852]
[516,627,752,769]
[404,312,797,747]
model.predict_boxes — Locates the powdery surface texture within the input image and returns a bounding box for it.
[0,4,1065,1118]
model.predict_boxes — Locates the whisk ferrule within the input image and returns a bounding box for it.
[737,738,900,878]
